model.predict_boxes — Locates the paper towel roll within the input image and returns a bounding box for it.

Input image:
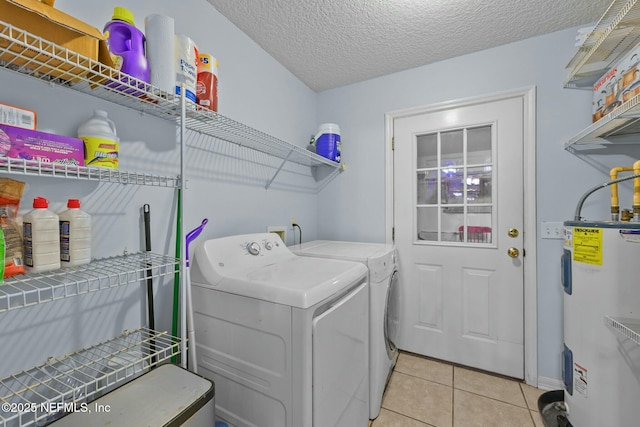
[145,14,175,94]
[174,34,198,103]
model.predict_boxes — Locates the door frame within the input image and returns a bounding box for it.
[384,87,537,386]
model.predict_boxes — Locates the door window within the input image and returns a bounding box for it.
[415,125,494,245]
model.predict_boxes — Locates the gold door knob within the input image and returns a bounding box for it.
[508,228,519,238]
[507,247,520,258]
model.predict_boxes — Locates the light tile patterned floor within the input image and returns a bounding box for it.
[370,351,546,427]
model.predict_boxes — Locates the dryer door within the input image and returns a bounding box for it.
[312,282,368,427]
[384,270,400,361]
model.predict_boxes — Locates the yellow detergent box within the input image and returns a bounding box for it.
[82,136,119,169]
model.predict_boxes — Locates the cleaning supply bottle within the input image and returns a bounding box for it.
[59,199,92,267]
[104,7,150,83]
[23,197,60,273]
[78,110,120,169]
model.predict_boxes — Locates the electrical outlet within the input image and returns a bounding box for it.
[541,221,564,239]
[290,216,296,229]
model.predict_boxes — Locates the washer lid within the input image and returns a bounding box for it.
[190,234,367,308]
[289,240,396,281]
[289,240,395,262]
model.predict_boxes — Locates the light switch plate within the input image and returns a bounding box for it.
[541,221,564,239]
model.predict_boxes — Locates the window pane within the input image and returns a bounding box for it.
[441,207,461,242]
[467,166,492,204]
[417,133,437,168]
[440,130,463,167]
[467,126,492,164]
[441,168,464,204]
[417,207,438,241]
[464,206,493,243]
[417,170,438,205]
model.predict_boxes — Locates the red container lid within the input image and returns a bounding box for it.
[33,197,48,208]
[67,199,81,208]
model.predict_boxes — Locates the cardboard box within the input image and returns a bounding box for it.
[593,41,640,122]
[0,0,112,82]
[0,102,36,130]
[0,124,84,166]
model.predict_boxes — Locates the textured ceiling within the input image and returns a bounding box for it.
[207,0,611,92]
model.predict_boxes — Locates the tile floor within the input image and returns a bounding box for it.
[370,351,546,427]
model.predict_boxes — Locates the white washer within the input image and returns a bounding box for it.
[190,233,369,427]
[289,240,399,420]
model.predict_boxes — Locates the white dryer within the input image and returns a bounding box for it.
[289,240,399,420]
[189,233,369,427]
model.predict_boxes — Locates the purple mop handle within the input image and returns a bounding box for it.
[185,218,208,266]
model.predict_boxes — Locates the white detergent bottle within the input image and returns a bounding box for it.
[59,199,91,267]
[23,197,60,273]
[78,110,120,169]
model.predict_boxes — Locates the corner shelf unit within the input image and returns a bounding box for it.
[564,0,640,149]
[0,19,342,189]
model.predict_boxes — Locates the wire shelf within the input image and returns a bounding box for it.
[563,0,640,148]
[564,0,640,89]
[0,327,181,427]
[0,252,179,313]
[0,157,180,187]
[0,19,340,172]
[605,315,640,345]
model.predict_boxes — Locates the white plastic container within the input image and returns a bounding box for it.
[23,197,60,273]
[77,110,120,169]
[59,199,91,267]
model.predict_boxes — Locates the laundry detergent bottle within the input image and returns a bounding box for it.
[59,199,92,267]
[23,197,60,273]
[78,110,120,169]
[104,7,150,83]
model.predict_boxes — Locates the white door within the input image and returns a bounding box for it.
[394,96,524,378]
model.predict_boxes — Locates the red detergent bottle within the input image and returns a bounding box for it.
[104,7,150,85]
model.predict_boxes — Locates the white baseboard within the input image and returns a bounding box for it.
[537,376,564,391]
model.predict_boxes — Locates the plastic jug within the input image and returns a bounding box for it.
[104,7,150,84]
[59,199,92,267]
[23,197,60,273]
[78,110,120,169]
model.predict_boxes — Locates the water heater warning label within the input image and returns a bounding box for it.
[574,362,588,397]
[573,227,602,265]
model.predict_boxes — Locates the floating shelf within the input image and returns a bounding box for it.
[0,252,179,313]
[0,20,340,177]
[605,315,640,344]
[0,327,181,427]
[0,157,180,187]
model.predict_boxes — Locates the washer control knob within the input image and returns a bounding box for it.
[265,241,273,250]
[247,242,261,256]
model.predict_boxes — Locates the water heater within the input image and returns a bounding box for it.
[561,221,640,426]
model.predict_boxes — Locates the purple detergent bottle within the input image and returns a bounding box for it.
[104,7,150,87]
